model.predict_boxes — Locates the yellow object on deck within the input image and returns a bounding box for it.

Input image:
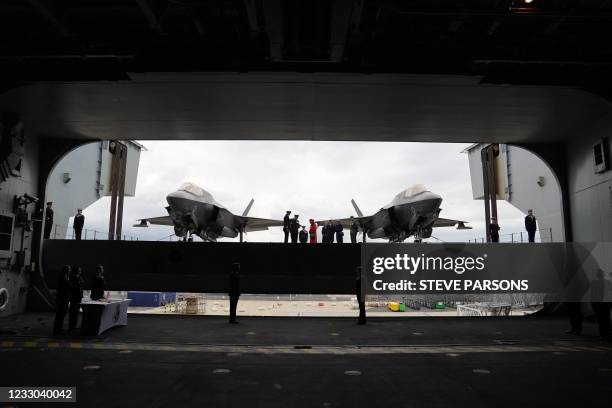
[388,302,400,312]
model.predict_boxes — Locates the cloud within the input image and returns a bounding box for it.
[79,141,528,242]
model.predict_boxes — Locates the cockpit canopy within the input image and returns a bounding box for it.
[384,184,432,208]
[402,184,428,199]
[178,182,207,197]
[176,182,221,206]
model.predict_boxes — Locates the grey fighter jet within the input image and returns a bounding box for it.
[134,182,283,242]
[318,184,471,243]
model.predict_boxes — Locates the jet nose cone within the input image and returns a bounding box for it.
[166,190,193,212]
[421,191,442,205]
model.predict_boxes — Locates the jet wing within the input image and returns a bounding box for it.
[239,216,284,232]
[133,215,174,227]
[433,217,472,229]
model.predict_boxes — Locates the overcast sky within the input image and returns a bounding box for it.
[79,141,528,243]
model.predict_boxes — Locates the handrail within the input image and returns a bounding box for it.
[466,227,553,243]
[48,223,139,241]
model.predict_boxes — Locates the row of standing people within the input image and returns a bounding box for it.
[43,201,86,240]
[488,209,538,243]
[53,264,106,335]
[283,211,362,244]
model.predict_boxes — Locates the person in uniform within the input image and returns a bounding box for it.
[283,211,291,243]
[309,219,318,243]
[73,209,85,240]
[299,226,308,243]
[90,265,106,301]
[566,302,583,336]
[356,267,366,325]
[289,215,300,243]
[350,216,359,244]
[524,209,537,243]
[44,201,54,239]
[53,265,71,335]
[326,221,335,243]
[489,217,500,243]
[68,266,84,331]
[335,221,344,243]
[591,270,612,341]
[229,262,241,324]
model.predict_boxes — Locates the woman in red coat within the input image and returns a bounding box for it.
[309,219,318,243]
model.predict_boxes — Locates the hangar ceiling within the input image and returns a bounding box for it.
[1,0,611,82]
[1,0,611,143]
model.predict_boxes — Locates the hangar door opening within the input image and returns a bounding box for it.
[43,140,564,317]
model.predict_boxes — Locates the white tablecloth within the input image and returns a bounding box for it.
[80,299,131,335]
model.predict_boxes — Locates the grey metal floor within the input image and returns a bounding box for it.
[1,313,611,408]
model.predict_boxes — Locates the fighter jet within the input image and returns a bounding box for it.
[317,184,471,243]
[134,182,283,242]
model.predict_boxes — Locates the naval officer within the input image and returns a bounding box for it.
[283,211,291,243]
[73,209,85,240]
[350,217,359,244]
[229,263,241,324]
[356,267,366,325]
[53,265,71,335]
[525,209,537,243]
[44,201,54,239]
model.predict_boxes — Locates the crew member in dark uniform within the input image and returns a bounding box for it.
[335,221,344,243]
[299,226,308,243]
[566,302,582,336]
[321,223,328,243]
[356,267,366,325]
[289,215,300,243]
[524,209,537,243]
[489,217,500,243]
[44,201,54,239]
[73,209,85,240]
[591,270,611,341]
[283,211,291,243]
[229,262,241,324]
[350,217,359,244]
[53,265,71,335]
[90,265,105,301]
[68,266,84,331]
[326,221,335,243]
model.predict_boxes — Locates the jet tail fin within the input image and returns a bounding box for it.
[242,198,255,217]
[351,199,364,217]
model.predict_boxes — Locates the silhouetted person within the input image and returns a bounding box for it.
[68,266,84,331]
[525,209,537,243]
[309,219,318,243]
[566,303,583,336]
[489,218,500,243]
[591,270,611,341]
[73,209,85,240]
[283,211,291,243]
[90,265,105,301]
[335,221,344,243]
[299,226,308,243]
[326,221,335,243]
[350,217,359,244]
[321,223,329,243]
[53,265,71,335]
[289,215,300,243]
[356,267,366,325]
[229,262,241,323]
[44,201,54,239]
